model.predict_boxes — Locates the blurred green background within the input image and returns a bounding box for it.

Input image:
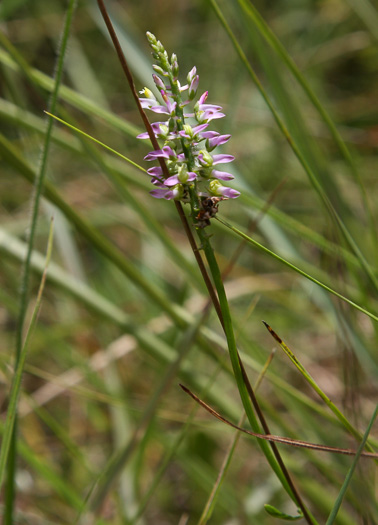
[0,0,377,524]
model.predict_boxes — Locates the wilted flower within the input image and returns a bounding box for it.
[138,32,240,225]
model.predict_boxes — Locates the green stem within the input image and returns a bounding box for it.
[195,229,302,508]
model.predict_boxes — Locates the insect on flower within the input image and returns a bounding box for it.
[195,196,227,228]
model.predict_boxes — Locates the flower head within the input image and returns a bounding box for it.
[138,32,240,226]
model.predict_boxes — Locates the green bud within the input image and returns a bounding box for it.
[159,124,169,136]
[183,124,194,139]
[177,164,189,183]
[146,31,157,46]
[199,150,213,166]
[209,180,222,194]
[152,64,166,76]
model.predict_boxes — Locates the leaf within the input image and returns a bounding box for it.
[264,504,303,520]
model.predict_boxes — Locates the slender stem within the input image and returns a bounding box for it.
[196,229,316,524]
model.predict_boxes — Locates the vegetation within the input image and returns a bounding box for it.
[0,0,377,523]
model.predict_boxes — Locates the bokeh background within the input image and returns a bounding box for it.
[0,0,377,523]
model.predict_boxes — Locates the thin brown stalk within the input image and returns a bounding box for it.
[180,384,378,459]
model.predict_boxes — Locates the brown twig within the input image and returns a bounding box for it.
[179,384,378,459]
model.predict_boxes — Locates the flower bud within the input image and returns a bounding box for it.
[209,180,222,194]
[171,184,184,200]
[172,63,179,78]
[152,74,165,90]
[209,180,240,198]
[168,117,176,133]
[199,150,213,167]
[159,124,169,136]
[171,55,179,77]
[152,64,166,76]
[187,66,197,83]
[183,124,194,139]
[146,31,157,47]
[188,75,199,100]
[177,164,189,183]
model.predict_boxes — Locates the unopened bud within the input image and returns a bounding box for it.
[152,64,166,76]
[199,150,213,167]
[183,124,194,139]
[187,66,197,83]
[152,74,165,90]
[188,75,199,100]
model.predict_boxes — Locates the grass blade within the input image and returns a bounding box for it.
[0,220,54,490]
[325,405,378,524]
[217,216,378,322]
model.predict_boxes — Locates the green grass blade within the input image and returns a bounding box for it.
[343,0,378,41]
[207,0,378,293]
[0,220,54,490]
[0,45,141,138]
[44,111,203,287]
[237,0,376,237]
[325,405,378,524]
[4,2,77,523]
[0,133,184,326]
[217,216,378,322]
[44,111,145,173]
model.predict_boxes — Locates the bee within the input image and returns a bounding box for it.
[195,196,227,228]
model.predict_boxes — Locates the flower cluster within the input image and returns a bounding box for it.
[138,32,240,225]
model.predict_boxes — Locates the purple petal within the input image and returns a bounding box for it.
[147,166,163,176]
[208,134,231,149]
[192,123,209,135]
[203,110,225,121]
[211,170,234,181]
[163,191,177,200]
[164,171,197,186]
[178,123,209,139]
[151,179,165,187]
[186,171,197,182]
[200,131,219,139]
[144,146,175,161]
[187,66,197,82]
[198,91,208,105]
[197,153,211,167]
[150,188,169,199]
[150,185,181,199]
[137,131,150,139]
[137,122,172,140]
[212,154,235,165]
[148,105,171,115]
[152,74,165,90]
[164,175,180,186]
[139,98,159,108]
[220,187,240,199]
[189,75,199,98]
[165,99,177,115]
[199,103,222,112]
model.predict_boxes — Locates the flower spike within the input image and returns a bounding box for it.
[138,33,240,226]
